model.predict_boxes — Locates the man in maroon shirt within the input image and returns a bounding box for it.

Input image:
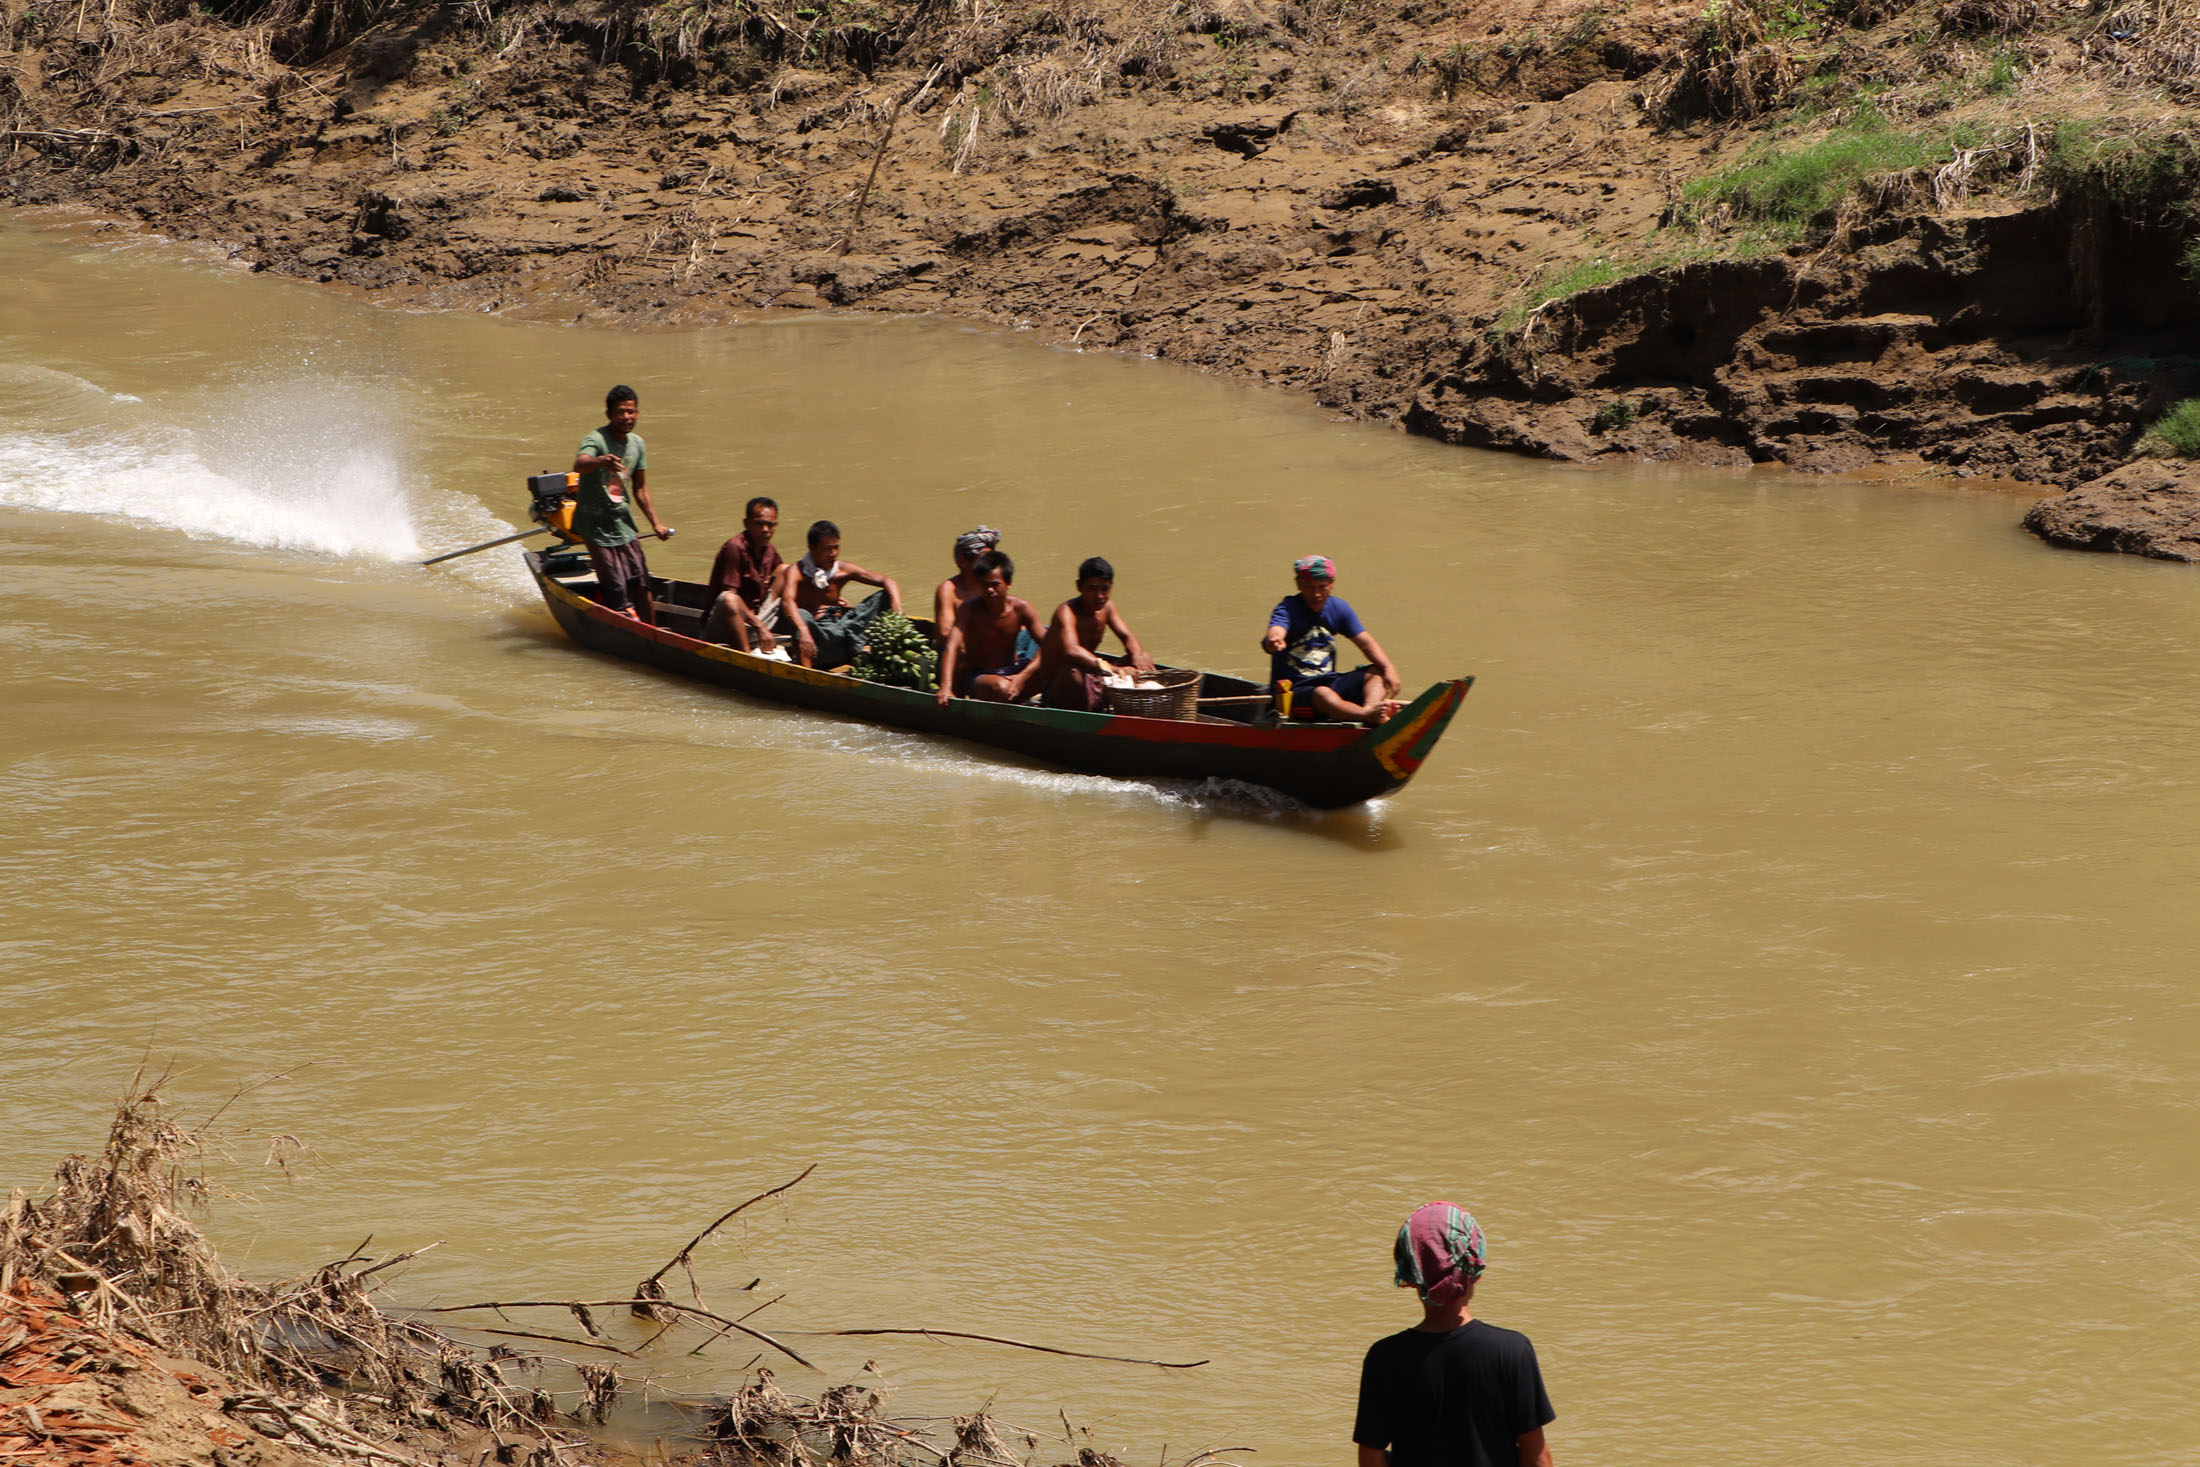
[703,496,785,652]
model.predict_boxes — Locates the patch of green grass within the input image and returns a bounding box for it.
[1680,108,1947,229]
[2040,121,2200,213]
[1981,44,2024,95]
[1490,256,1626,333]
[1537,255,1624,302]
[1486,226,1807,340]
[2138,399,2200,458]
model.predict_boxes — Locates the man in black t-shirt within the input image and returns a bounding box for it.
[1351,1202,1555,1467]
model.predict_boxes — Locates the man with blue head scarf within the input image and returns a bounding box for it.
[1352,1202,1555,1467]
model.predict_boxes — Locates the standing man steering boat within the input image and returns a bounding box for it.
[573,384,674,624]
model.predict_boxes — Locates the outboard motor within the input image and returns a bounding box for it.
[418,471,592,570]
[527,470,591,574]
[528,471,581,540]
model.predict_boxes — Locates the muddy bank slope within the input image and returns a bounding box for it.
[9,0,2200,505]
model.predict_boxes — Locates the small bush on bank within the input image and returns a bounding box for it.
[2137,399,2200,458]
[1679,109,1944,228]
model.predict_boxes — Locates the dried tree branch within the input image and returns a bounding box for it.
[353,1241,441,1281]
[821,1328,1208,1369]
[425,1298,814,1369]
[462,1326,637,1358]
[634,1164,816,1317]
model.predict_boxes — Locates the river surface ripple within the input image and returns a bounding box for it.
[4,219,2200,1466]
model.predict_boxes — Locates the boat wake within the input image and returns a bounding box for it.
[767,720,1368,823]
[0,365,431,561]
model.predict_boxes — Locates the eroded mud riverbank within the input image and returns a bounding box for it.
[11,0,2200,544]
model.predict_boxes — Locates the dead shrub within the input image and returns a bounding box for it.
[1936,0,2042,34]
[2082,0,2200,89]
[1647,0,1807,125]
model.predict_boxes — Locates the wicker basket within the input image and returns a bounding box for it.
[1100,666,1202,721]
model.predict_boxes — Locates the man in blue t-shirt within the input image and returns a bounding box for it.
[1261,555,1403,724]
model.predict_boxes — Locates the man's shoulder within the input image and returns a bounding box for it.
[1363,1326,1435,1361]
[1456,1319,1539,1361]
[1368,1320,1537,1363]
[578,426,610,450]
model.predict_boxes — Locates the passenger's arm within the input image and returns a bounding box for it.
[1357,1448,1388,1467]
[839,564,901,613]
[1107,605,1153,670]
[1515,1428,1551,1467]
[936,618,965,708]
[1054,608,1102,673]
[1348,629,1400,691]
[773,566,816,665]
[746,598,777,653]
[933,579,958,632]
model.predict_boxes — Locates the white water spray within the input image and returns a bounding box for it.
[0,365,424,560]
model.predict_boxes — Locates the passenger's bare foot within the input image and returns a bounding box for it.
[1367,699,1404,725]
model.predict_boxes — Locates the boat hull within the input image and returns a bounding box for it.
[527,553,1469,808]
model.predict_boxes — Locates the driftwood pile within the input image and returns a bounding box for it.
[0,1081,1239,1467]
[1,1078,577,1467]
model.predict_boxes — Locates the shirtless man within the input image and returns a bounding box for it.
[932,526,999,634]
[1037,557,1154,711]
[936,551,1046,708]
[702,496,782,652]
[767,519,902,669]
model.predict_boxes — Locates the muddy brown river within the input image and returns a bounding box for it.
[6,217,2200,1465]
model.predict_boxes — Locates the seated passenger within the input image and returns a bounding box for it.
[768,519,903,669]
[936,551,1046,707]
[932,526,999,635]
[1038,556,1154,711]
[1260,555,1403,725]
[702,495,784,652]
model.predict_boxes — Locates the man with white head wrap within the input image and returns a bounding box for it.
[933,526,1001,634]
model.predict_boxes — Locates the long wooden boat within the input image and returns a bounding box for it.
[526,550,1472,808]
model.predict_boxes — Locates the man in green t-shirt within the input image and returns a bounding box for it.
[571,384,674,623]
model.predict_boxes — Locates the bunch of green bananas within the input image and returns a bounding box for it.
[851,612,939,691]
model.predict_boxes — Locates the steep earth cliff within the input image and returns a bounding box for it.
[8,0,2200,545]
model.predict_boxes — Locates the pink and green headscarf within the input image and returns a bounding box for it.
[1293,555,1336,581]
[1394,1201,1486,1304]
